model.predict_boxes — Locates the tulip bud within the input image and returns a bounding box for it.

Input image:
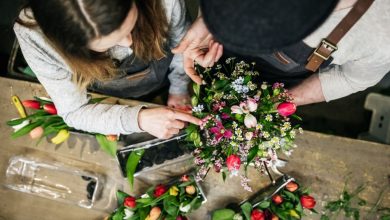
[272,194,283,205]
[277,102,296,117]
[106,135,118,141]
[123,196,136,208]
[300,195,316,209]
[285,181,298,192]
[185,185,196,195]
[148,207,161,220]
[271,215,279,220]
[22,100,40,109]
[169,186,179,196]
[250,209,265,220]
[29,126,44,139]
[43,103,57,115]
[226,154,241,172]
[181,175,190,182]
[153,184,167,197]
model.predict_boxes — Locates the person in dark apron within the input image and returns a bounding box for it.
[172,0,343,102]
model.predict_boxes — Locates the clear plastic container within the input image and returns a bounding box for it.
[5,156,103,209]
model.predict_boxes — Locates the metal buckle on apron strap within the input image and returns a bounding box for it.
[312,39,338,61]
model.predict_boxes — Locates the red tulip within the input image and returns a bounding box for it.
[43,103,57,115]
[272,194,283,205]
[181,175,190,182]
[123,196,136,208]
[285,181,299,192]
[251,209,265,220]
[277,102,296,117]
[226,154,241,172]
[22,100,40,109]
[153,184,167,197]
[300,195,316,209]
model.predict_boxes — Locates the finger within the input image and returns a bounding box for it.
[172,110,201,125]
[215,44,224,62]
[169,120,185,129]
[201,43,219,67]
[184,56,202,84]
[168,128,180,135]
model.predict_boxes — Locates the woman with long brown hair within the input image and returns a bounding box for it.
[14,0,200,139]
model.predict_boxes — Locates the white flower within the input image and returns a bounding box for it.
[179,203,191,213]
[245,132,254,141]
[11,119,30,132]
[256,124,263,130]
[246,98,258,112]
[140,194,150,199]
[192,104,204,113]
[244,114,257,128]
[265,114,273,122]
[123,209,134,219]
[261,83,268,90]
[233,213,244,220]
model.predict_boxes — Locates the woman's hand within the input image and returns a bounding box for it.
[138,107,200,139]
[167,94,192,112]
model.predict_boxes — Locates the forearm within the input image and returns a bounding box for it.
[289,74,326,106]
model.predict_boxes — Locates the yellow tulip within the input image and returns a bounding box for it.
[51,129,70,144]
[289,209,300,219]
[169,186,179,196]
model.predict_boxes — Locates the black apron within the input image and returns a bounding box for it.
[90,49,173,99]
[223,41,333,87]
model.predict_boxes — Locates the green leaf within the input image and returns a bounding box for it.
[34,96,53,104]
[245,146,258,169]
[257,201,270,209]
[283,190,298,202]
[138,207,150,220]
[112,209,124,220]
[320,215,330,220]
[191,96,198,107]
[193,83,200,97]
[11,120,44,138]
[95,134,117,157]
[240,202,252,220]
[291,114,302,121]
[116,190,129,206]
[164,196,179,216]
[6,111,48,126]
[136,197,153,204]
[212,209,236,220]
[126,149,145,189]
[212,80,229,90]
[89,96,108,104]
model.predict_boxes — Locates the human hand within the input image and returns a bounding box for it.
[167,94,192,112]
[137,107,201,139]
[172,16,224,84]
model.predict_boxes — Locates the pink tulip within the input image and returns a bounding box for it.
[277,102,296,117]
[244,114,257,128]
[226,154,241,172]
[29,126,44,139]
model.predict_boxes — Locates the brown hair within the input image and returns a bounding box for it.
[17,0,168,88]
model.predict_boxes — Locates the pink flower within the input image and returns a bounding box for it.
[226,154,241,172]
[247,98,258,112]
[212,101,226,112]
[231,105,243,114]
[221,113,230,119]
[277,102,296,117]
[245,132,254,141]
[209,121,232,141]
[244,114,257,128]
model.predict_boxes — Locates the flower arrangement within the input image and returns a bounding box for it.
[212,180,316,220]
[7,96,118,156]
[186,58,302,191]
[109,175,205,220]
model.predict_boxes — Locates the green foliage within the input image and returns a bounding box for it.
[126,149,145,189]
[95,134,117,157]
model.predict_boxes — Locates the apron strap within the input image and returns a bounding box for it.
[305,0,375,72]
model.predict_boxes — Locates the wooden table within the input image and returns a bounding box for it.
[0,77,388,220]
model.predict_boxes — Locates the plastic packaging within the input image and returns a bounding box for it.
[5,156,103,209]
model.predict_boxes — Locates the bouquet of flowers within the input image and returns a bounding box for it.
[212,180,317,220]
[7,96,118,156]
[186,58,302,191]
[109,175,205,220]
